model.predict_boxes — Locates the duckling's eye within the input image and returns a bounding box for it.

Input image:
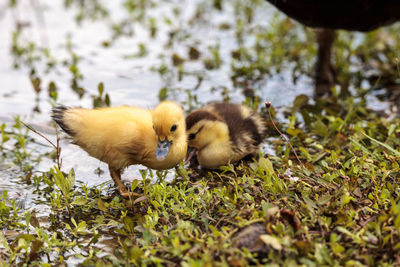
[170,124,177,132]
[188,133,196,140]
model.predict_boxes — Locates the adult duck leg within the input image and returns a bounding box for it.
[314,28,336,97]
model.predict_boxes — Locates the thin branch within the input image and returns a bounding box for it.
[55,124,62,169]
[22,121,62,169]
[21,121,57,150]
[265,101,304,167]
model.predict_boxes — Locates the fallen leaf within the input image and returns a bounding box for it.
[259,234,282,250]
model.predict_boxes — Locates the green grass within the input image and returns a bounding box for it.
[1,95,400,266]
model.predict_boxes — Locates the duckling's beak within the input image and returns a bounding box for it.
[156,137,171,161]
[184,147,197,165]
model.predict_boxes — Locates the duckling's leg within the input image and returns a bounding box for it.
[108,166,140,198]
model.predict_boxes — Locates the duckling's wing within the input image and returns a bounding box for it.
[210,103,266,152]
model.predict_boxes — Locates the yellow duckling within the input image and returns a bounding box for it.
[52,101,187,197]
[185,102,267,168]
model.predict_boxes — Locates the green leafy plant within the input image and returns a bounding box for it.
[50,167,75,215]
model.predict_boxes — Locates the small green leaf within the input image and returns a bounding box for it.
[388,124,396,136]
[98,82,104,97]
[158,87,168,101]
[71,197,88,206]
[317,195,331,206]
[258,157,275,176]
[105,93,111,106]
[312,120,328,137]
[362,132,400,156]
[97,198,107,212]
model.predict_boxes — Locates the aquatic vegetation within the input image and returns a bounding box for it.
[0,92,399,265]
[1,0,400,265]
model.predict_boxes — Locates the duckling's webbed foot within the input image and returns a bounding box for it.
[108,166,139,198]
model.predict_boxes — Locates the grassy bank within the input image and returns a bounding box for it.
[1,0,400,265]
[1,96,400,266]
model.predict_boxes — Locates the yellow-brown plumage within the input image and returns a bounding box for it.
[185,102,266,168]
[52,101,187,197]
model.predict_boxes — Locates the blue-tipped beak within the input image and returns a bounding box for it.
[156,138,171,161]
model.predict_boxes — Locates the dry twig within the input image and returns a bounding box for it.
[265,101,304,167]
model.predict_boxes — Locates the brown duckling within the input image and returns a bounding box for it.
[185,102,267,168]
[52,101,187,197]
